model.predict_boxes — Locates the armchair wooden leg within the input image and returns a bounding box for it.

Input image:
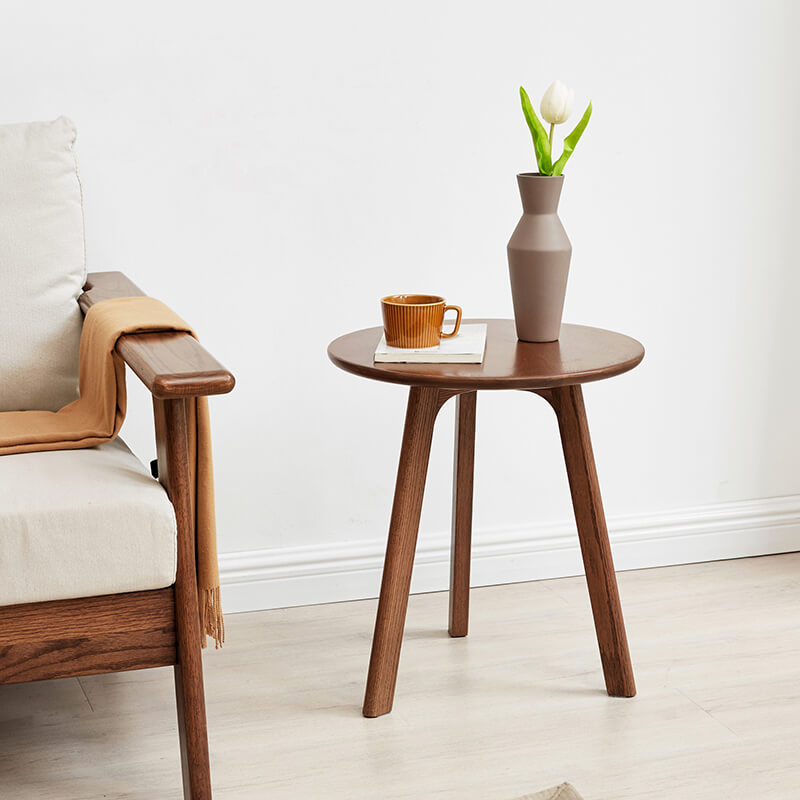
[449,391,476,637]
[537,385,636,698]
[160,399,213,798]
[174,658,211,800]
[363,386,442,718]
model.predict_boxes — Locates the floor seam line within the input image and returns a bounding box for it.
[675,686,740,739]
[76,677,95,713]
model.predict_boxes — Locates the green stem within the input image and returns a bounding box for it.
[548,122,554,148]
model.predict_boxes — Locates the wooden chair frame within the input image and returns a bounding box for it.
[0,271,235,800]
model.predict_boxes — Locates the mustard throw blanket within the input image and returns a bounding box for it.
[0,297,223,647]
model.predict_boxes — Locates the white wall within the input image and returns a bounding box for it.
[3,0,799,610]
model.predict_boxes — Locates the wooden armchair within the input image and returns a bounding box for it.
[0,117,235,797]
[0,270,233,799]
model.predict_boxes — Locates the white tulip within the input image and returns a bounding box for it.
[540,80,575,125]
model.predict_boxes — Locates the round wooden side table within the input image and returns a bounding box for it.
[328,319,645,718]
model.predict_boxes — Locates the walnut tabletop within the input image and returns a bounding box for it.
[327,318,644,391]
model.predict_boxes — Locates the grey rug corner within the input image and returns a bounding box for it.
[513,783,584,800]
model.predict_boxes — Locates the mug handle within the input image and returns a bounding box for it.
[440,305,462,338]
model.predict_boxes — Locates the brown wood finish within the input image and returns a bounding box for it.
[119,332,234,398]
[363,386,443,718]
[80,270,146,302]
[449,392,476,638]
[535,385,636,697]
[330,319,642,716]
[0,588,176,684]
[328,319,644,391]
[80,272,235,398]
[159,397,213,799]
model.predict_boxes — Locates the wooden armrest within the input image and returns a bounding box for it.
[79,271,235,399]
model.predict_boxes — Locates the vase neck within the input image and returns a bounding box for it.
[517,174,564,214]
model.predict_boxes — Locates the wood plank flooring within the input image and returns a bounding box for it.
[1,553,798,799]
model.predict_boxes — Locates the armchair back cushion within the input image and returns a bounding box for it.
[0,117,86,412]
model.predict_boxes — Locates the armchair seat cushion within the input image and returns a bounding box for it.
[0,438,177,607]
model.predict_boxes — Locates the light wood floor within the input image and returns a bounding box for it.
[1,553,799,799]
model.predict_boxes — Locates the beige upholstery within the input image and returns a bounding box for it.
[0,117,86,412]
[0,438,177,606]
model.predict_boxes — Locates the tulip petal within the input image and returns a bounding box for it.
[520,86,553,174]
[552,101,592,176]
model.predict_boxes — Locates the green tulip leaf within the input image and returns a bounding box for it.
[552,101,592,177]
[519,86,552,175]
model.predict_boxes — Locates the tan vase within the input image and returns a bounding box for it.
[507,173,572,342]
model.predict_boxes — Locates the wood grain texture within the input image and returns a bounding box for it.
[79,270,145,303]
[118,333,235,398]
[328,319,644,391]
[363,386,443,718]
[160,398,213,799]
[449,392,476,638]
[536,385,636,697]
[0,589,176,684]
[79,271,235,398]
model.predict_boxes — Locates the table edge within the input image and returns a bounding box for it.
[327,322,645,390]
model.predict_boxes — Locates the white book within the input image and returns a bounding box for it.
[374,323,487,363]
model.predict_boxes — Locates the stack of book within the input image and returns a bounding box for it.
[374,323,487,364]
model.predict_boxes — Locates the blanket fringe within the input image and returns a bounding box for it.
[200,586,225,649]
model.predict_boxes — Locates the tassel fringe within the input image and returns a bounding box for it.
[200,586,225,649]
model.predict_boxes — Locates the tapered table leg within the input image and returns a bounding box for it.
[363,386,442,717]
[449,391,477,637]
[540,384,636,697]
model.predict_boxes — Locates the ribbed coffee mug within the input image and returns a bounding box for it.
[381,294,462,348]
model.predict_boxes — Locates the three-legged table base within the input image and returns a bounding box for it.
[363,384,636,718]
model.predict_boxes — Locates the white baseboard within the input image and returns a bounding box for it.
[219,495,800,614]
